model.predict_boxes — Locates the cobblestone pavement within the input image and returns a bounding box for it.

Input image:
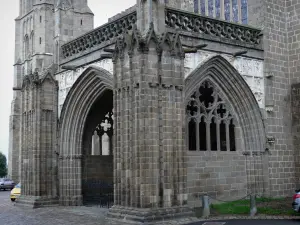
[0,191,108,225]
[1,191,300,225]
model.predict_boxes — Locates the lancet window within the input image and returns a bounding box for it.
[91,111,113,156]
[194,0,248,24]
[186,80,236,152]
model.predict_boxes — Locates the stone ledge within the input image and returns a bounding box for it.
[15,196,59,209]
[106,205,196,224]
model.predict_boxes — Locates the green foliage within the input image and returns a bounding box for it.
[0,152,7,178]
[210,197,298,216]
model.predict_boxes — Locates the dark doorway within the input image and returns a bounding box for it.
[81,90,114,207]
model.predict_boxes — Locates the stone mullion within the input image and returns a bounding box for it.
[217,120,220,151]
[206,120,211,150]
[237,0,241,23]
[213,0,216,17]
[205,0,209,16]
[196,117,200,151]
[226,120,230,151]
[220,0,225,20]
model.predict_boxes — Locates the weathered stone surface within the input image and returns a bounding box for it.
[8,0,300,219]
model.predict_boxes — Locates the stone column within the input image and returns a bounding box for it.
[17,71,59,208]
[107,2,193,221]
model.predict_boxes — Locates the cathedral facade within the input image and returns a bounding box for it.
[7,0,300,222]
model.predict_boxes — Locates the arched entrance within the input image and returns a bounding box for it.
[82,89,114,206]
[58,66,113,206]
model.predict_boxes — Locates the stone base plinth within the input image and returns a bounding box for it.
[106,205,195,224]
[16,195,59,208]
[59,195,83,206]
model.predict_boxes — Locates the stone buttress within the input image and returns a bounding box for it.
[17,71,59,207]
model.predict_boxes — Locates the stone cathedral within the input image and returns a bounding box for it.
[7,0,300,222]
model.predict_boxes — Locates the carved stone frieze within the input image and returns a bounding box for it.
[165,7,262,46]
[184,50,265,108]
[61,11,137,59]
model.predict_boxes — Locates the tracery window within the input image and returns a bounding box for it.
[194,0,248,24]
[186,81,236,151]
[91,111,113,156]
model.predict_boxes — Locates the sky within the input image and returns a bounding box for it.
[0,0,136,160]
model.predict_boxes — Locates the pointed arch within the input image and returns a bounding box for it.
[58,66,113,205]
[185,55,265,152]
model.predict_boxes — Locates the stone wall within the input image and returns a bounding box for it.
[263,1,295,196]
[187,152,268,207]
[287,0,300,187]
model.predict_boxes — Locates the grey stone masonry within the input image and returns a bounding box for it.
[17,71,59,208]
[107,1,194,222]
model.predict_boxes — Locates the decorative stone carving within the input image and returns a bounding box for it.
[61,11,137,58]
[184,50,265,108]
[165,7,262,46]
[56,59,114,116]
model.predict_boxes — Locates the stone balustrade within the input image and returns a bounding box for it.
[61,11,137,59]
[165,7,262,46]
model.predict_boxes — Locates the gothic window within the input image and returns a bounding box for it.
[208,0,214,17]
[215,0,221,18]
[232,0,239,22]
[91,111,114,156]
[200,0,206,15]
[30,32,34,55]
[193,0,248,24]
[186,80,236,151]
[224,0,230,21]
[194,0,199,13]
[241,0,248,24]
[24,35,29,59]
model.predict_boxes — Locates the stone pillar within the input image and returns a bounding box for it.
[8,94,21,183]
[107,17,193,225]
[17,71,59,208]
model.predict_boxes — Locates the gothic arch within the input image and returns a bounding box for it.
[58,66,113,205]
[185,55,265,152]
